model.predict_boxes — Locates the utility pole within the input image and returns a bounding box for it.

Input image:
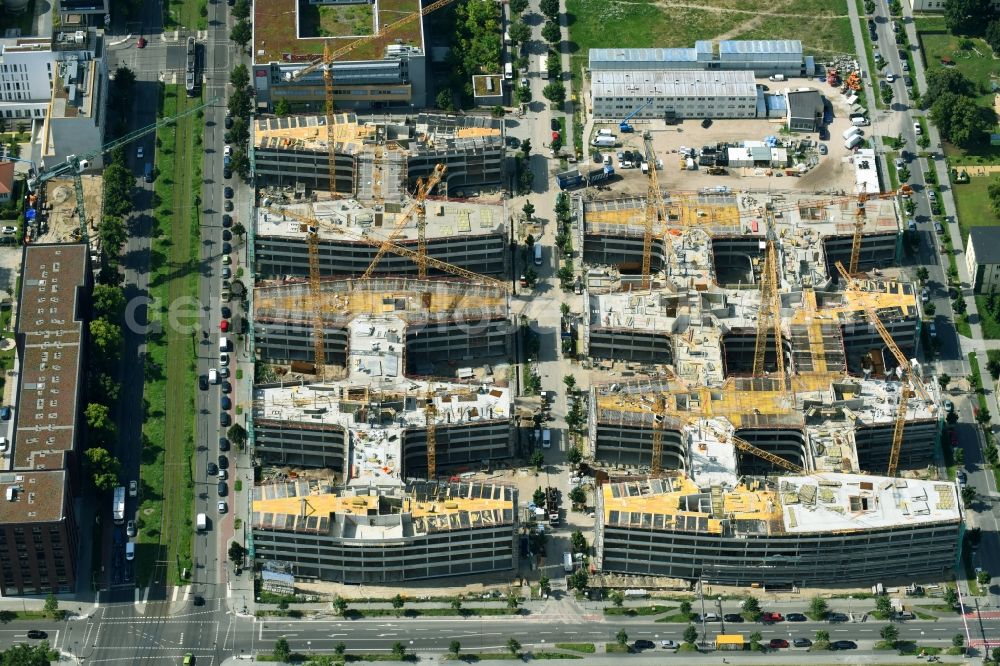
[699,575,707,647]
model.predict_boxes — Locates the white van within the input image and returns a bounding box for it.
[219,336,230,353]
[842,126,863,141]
[844,134,864,150]
[533,244,543,266]
[597,128,615,137]
[503,62,513,80]
[208,368,219,384]
[125,542,135,561]
[768,74,786,82]
[851,116,870,127]
[196,513,207,531]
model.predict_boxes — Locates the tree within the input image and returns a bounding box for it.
[509,0,529,12]
[880,624,899,645]
[748,631,762,651]
[987,18,1000,53]
[509,19,531,45]
[522,201,535,220]
[875,595,893,618]
[978,568,991,586]
[435,88,454,112]
[533,487,546,505]
[232,0,250,20]
[449,640,461,656]
[332,596,348,616]
[916,267,929,282]
[228,423,248,450]
[881,84,895,106]
[925,68,975,107]
[273,98,292,116]
[230,147,251,179]
[230,20,252,48]
[939,373,952,391]
[547,51,561,76]
[541,19,561,44]
[615,628,628,646]
[531,450,545,470]
[994,646,1000,663]
[230,63,250,90]
[741,595,762,621]
[571,530,587,553]
[113,65,137,92]
[334,642,347,658]
[515,83,532,106]
[539,0,559,18]
[809,596,828,619]
[392,594,405,613]
[569,485,586,507]
[539,576,551,596]
[815,630,830,643]
[568,568,588,591]
[610,590,625,608]
[563,374,576,391]
[682,624,698,644]
[228,541,246,563]
[274,637,291,662]
[520,138,532,157]
[491,105,505,118]
[84,447,121,492]
[948,97,996,148]
[944,587,959,607]
[507,592,519,610]
[391,642,406,660]
[953,633,965,647]
[924,302,936,316]
[90,318,123,359]
[85,403,113,433]
[679,600,692,618]
[43,594,60,619]
[567,446,582,465]
[451,597,463,612]
[944,0,996,34]
[543,81,566,107]
[93,284,126,320]
[507,638,521,656]
[962,484,976,507]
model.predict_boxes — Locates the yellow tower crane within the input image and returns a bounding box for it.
[753,206,785,381]
[425,384,438,479]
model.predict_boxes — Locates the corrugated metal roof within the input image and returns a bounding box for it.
[719,40,803,55]
[590,47,699,64]
[591,69,757,99]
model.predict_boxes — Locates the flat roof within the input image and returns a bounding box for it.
[589,47,702,66]
[591,69,758,100]
[601,473,960,536]
[257,198,505,243]
[254,277,508,327]
[719,40,803,55]
[251,479,515,538]
[0,469,68,524]
[253,0,424,66]
[12,244,88,470]
[854,148,882,195]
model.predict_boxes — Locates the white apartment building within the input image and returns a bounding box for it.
[590,69,759,121]
[0,38,54,122]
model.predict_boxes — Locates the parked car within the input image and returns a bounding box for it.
[136,146,144,159]
[224,200,233,212]
[769,639,789,649]
[830,640,857,650]
[0,406,10,420]
[218,469,227,481]
[217,481,227,497]
[207,462,218,476]
[221,381,231,394]
[223,145,232,157]
[660,640,680,650]
[957,470,968,484]
[818,144,828,155]
[219,437,230,451]
[700,613,720,622]
[222,242,232,254]
[786,613,807,622]
[884,71,895,82]
[218,455,229,470]
[828,612,849,623]
[129,480,138,497]
[221,306,231,319]
[914,122,922,135]
[218,501,227,513]
[793,638,812,647]
[199,374,209,390]
[26,630,47,639]
[126,520,136,537]
[550,118,561,132]
[632,640,654,650]
[224,116,233,130]
[723,613,744,623]
[220,396,231,411]
[224,186,234,199]
[762,612,784,623]
[222,214,232,228]
[220,412,231,427]
[223,168,232,179]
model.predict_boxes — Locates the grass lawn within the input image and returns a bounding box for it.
[952,176,997,244]
[529,653,583,660]
[917,18,999,165]
[164,0,207,30]
[656,613,695,622]
[298,3,374,37]
[554,644,595,653]
[136,84,202,587]
[604,605,672,616]
[604,644,630,653]
[976,296,1000,339]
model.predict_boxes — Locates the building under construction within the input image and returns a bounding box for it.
[254,277,511,371]
[251,478,518,583]
[255,197,509,279]
[253,113,505,195]
[594,471,961,587]
[251,305,514,474]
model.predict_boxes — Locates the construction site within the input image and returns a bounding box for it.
[250,478,518,583]
[252,113,506,196]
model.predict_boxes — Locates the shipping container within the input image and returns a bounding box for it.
[556,169,583,190]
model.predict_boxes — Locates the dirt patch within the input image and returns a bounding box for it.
[39,175,104,243]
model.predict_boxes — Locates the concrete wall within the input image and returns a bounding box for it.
[254,321,349,366]
[583,233,667,272]
[254,420,348,470]
[587,328,672,363]
[591,423,688,469]
[854,419,938,473]
[401,421,514,476]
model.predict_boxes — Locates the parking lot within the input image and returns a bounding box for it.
[580,76,873,199]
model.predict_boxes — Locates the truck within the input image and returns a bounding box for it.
[587,165,614,185]
[563,552,573,573]
[196,513,207,531]
[592,135,616,148]
[503,62,513,80]
[618,98,653,133]
[545,486,560,525]
[556,169,583,190]
[540,55,549,80]
[112,486,126,524]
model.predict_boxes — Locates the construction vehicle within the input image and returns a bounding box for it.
[28,96,220,241]
[835,261,931,476]
[619,98,653,133]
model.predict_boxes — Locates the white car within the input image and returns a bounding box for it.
[1,226,15,235]
[219,352,230,367]
[128,480,138,497]
[218,501,227,513]
[223,145,232,157]
[884,72,895,82]
[137,146,144,159]
[218,468,227,480]
[126,520,136,537]
[914,122,922,135]
[219,366,230,379]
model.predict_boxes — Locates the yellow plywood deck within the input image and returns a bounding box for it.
[598,380,800,425]
[255,114,377,152]
[253,490,511,519]
[789,282,916,326]
[587,201,741,233]
[601,478,781,534]
[254,281,506,318]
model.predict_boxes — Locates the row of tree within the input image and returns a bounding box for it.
[226,65,253,179]
[435,0,503,110]
[229,0,252,49]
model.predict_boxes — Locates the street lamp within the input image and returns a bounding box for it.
[717,596,724,633]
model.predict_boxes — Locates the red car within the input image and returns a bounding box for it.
[768,638,789,649]
[136,37,147,49]
[762,612,784,623]
[220,320,229,332]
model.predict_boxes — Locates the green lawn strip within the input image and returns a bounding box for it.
[886,152,900,189]
[656,613,695,622]
[976,297,1000,339]
[913,610,939,621]
[677,643,699,652]
[968,353,990,415]
[604,644,630,653]
[554,643,595,653]
[441,654,519,661]
[952,177,998,244]
[855,0,882,109]
[530,652,582,660]
[604,605,672,616]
